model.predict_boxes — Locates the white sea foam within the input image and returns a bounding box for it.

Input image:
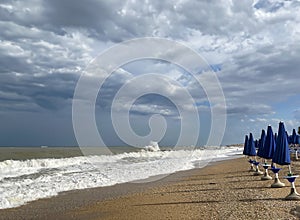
[143,141,161,152]
[0,146,242,209]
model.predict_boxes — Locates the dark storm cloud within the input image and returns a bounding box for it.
[0,2,93,112]
[0,0,154,42]
[41,0,122,40]
[0,71,78,111]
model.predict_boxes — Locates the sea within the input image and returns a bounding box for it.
[0,143,243,209]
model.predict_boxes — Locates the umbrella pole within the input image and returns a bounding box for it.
[289,165,292,174]
[271,162,275,168]
[247,156,254,172]
[261,159,272,180]
[248,156,255,171]
[292,144,298,160]
[253,157,263,176]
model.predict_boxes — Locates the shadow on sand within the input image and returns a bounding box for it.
[153,188,221,194]
[134,200,221,206]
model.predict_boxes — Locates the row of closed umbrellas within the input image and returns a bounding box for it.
[243,122,300,200]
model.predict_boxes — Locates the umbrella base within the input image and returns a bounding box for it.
[261,174,272,180]
[285,188,300,200]
[271,178,285,188]
[261,167,272,180]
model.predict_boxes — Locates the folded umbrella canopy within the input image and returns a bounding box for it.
[243,134,256,171]
[243,135,249,156]
[248,132,263,175]
[270,123,287,188]
[290,128,299,160]
[258,128,272,180]
[261,125,276,159]
[287,131,292,145]
[248,133,257,156]
[255,139,259,149]
[257,129,266,158]
[272,122,291,166]
[243,133,256,156]
[291,129,298,145]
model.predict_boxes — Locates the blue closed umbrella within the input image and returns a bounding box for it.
[291,129,297,144]
[255,139,259,149]
[262,125,276,159]
[297,135,300,145]
[248,133,257,156]
[287,131,292,145]
[243,134,255,171]
[272,122,291,166]
[257,129,266,158]
[243,135,249,155]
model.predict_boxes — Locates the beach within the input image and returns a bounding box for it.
[1,157,300,220]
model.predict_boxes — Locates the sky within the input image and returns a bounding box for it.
[1,0,300,147]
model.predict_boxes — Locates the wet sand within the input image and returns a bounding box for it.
[1,157,300,219]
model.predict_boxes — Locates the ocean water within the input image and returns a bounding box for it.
[0,144,242,209]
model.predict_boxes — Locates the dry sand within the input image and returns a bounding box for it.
[2,157,300,220]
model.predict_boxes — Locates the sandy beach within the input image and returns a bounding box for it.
[2,157,300,220]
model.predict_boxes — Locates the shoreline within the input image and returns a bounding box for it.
[1,157,300,219]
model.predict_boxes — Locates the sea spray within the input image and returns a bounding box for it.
[143,141,161,152]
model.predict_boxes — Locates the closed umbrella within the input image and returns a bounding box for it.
[273,122,300,200]
[291,129,299,160]
[273,122,291,166]
[248,133,257,156]
[243,135,249,156]
[262,126,276,160]
[248,133,262,175]
[260,126,274,181]
[287,131,292,145]
[243,135,255,171]
[255,139,259,149]
[257,129,266,159]
[269,124,285,188]
[291,129,297,144]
